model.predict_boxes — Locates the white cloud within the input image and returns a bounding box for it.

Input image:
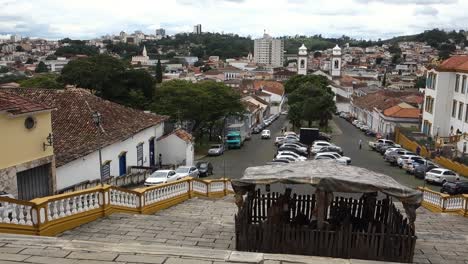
[0,0,466,40]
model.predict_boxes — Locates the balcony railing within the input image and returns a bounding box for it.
[0,178,233,236]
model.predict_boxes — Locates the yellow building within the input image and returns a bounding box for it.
[0,91,56,200]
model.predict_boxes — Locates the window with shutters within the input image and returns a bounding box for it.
[137,143,144,166]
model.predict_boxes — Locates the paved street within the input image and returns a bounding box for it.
[201,115,287,179]
[202,114,438,190]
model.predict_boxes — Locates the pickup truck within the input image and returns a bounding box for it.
[368,139,401,150]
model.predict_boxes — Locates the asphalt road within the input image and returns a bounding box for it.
[201,115,287,179]
[201,114,439,191]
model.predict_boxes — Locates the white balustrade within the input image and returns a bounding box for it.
[227,181,234,192]
[109,188,138,208]
[423,190,443,207]
[445,196,465,210]
[144,181,190,205]
[210,181,225,193]
[0,200,34,226]
[47,191,100,221]
[193,180,208,194]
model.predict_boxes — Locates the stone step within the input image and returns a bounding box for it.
[0,233,398,264]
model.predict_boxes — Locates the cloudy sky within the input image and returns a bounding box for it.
[0,0,466,40]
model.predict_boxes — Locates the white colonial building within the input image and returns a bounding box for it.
[422,56,468,152]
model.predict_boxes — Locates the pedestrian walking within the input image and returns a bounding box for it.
[158,154,162,168]
[359,139,362,150]
[416,145,421,156]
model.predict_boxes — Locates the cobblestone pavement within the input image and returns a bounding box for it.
[56,194,468,264]
[58,196,237,250]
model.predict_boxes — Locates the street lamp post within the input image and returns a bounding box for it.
[92,111,104,186]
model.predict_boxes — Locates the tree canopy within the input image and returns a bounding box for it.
[55,44,99,57]
[285,75,336,128]
[19,73,63,89]
[35,61,49,73]
[152,80,244,134]
[59,54,155,108]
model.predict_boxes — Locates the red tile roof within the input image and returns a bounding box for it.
[0,90,53,115]
[352,90,421,111]
[437,56,468,73]
[157,128,193,143]
[253,80,285,96]
[2,88,168,167]
[383,105,420,118]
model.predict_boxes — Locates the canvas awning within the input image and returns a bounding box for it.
[231,161,422,223]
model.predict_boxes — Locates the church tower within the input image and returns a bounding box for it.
[331,44,342,77]
[142,45,148,58]
[297,44,308,75]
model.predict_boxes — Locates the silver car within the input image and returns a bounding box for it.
[208,144,224,156]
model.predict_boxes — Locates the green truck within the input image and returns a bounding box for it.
[226,123,247,149]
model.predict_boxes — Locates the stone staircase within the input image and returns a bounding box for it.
[0,233,396,263]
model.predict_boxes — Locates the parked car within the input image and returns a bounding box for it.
[360,125,370,131]
[369,139,400,150]
[277,146,308,156]
[440,181,468,195]
[208,144,224,156]
[144,170,177,186]
[284,131,297,137]
[413,163,439,179]
[261,130,271,139]
[384,147,404,156]
[314,146,344,156]
[174,166,199,179]
[365,130,377,137]
[311,140,334,153]
[196,161,213,177]
[402,159,428,174]
[385,149,415,165]
[397,155,422,168]
[276,151,308,161]
[314,152,351,165]
[252,126,262,134]
[425,168,460,185]
[275,136,285,145]
[279,143,308,153]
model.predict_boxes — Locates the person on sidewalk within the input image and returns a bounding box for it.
[416,145,421,156]
[359,139,362,150]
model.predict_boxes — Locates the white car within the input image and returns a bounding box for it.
[144,170,178,186]
[276,151,307,161]
[397,155,423,168]
[275,136,285,145]
[284,131,297,137]
[275,155,304,162]
[314,152,351,165]
[384,147,404,156]
[174,166,199,179]
[261,130,271,139]
[311,141,334,153]
[425,169,460,184]
[279,143,308,153]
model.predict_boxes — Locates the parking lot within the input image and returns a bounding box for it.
[193,113,452,191]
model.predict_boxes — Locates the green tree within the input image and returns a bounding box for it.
[155,59,163,84]
[0,66,8,73]
[46,54,57,60]
[16,46,24,52]
[286,75,336,128]
[55,44,99,57]
[19,73,63,89]
[152,80,243,134]
[35,61,49,73]
[26,58,34,64]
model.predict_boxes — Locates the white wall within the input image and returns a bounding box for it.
[56,125,163,190]
[156,135,194,167]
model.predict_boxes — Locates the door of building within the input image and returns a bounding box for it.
[149,139,155,167]
[119,153,127,176]
[16,163,51,201]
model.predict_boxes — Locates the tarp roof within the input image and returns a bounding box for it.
[231,161,422,223]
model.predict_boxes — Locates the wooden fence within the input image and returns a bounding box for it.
[235,190,416,263]
[0,178,233,236]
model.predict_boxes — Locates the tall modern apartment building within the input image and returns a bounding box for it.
[193,24,202,34]
[254,33,284,67]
